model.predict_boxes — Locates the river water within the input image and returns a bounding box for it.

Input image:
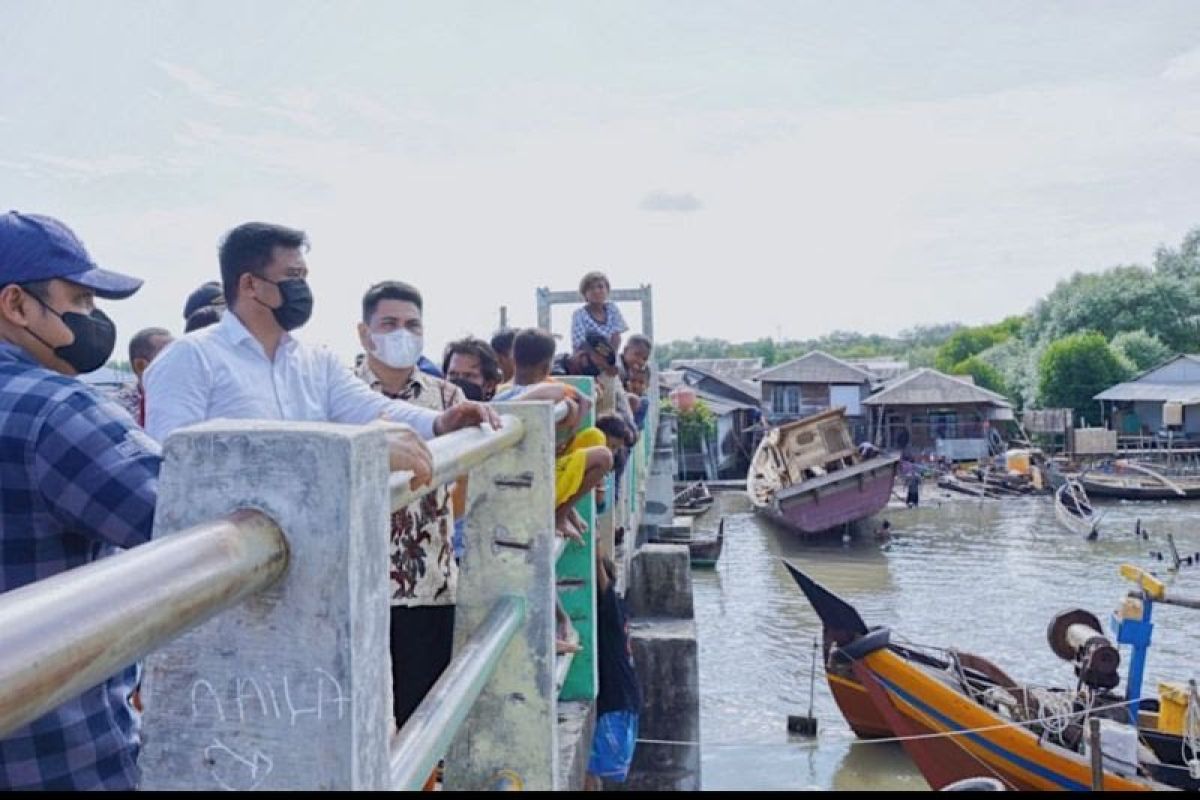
[692,485,1200,790]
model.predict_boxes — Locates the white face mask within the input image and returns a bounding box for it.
[370,329,423,369]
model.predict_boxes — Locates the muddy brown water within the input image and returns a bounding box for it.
[691,487,1200,790]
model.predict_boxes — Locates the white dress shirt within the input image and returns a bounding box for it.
[143,311,439,442]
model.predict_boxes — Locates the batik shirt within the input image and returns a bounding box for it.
[356,360,464,606]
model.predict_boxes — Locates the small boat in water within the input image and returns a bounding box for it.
[673,481,715,516]
[1080,460,1196,500]
[784,562,1199,791]
[746,408,898,536]
[1055,479,1099,539]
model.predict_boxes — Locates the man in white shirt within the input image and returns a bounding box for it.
[144,222,497,448]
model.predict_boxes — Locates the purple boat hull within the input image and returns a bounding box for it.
[759,456,899,536]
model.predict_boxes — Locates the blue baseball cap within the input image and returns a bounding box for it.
[0,211,143,299]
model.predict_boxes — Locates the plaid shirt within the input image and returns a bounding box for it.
[0,343,160,790]
[570,303,627,351]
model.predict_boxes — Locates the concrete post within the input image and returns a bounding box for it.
[623,545,701,792]
[140,421,392,791]
[641,411,677,544]
[622,411,700,791]
[536,287,551,332]
[446,402,559,791]
[639,283,654,341]
[625,545,694,620]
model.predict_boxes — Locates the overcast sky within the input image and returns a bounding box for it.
[5,1,1200,362]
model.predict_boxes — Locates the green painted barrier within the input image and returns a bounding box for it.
[554,376,598,701]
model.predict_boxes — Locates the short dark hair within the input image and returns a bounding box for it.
[595,413,631,442]
[129,327,171,364]
[362,280,423,323]
[442,337,502,384]
[512,328,557,370]
[184,306,223,333]
[183,281,224,320]
[490,328,516,356]
[579,271,609,297]
[218,222,308,306]
[625,334,653,354]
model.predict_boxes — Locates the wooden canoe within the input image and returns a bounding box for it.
[782,562,1194,791]
[1054,480,1099,539]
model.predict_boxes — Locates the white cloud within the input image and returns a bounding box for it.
[31,153,147,179]
[156,60,246,108]
[1163,44,1200,81]
[640,191,703,212]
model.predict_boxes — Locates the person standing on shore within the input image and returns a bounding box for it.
[905,467,921,508]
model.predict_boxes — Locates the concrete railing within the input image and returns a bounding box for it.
[0,510,288,738]
[0,366,662,791]
[0,396,595,791]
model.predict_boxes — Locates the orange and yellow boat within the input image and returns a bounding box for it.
[785,562,1193,791]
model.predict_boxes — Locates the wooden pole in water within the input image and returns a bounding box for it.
[1088,717,1103,791]
[787,637,819,736]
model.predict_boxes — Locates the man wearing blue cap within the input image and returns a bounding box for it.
[0,211,159,790]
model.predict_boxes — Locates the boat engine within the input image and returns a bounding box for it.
[1047,608,1121,691]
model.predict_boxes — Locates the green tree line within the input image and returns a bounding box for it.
[655,227,1200,421]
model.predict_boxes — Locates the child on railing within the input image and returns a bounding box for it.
[493,328,613,543]
[623,366,650,431]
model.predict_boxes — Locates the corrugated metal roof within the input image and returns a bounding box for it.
[1093,382,1200,403]
[670,358,763,383]
[692,388,757,415]
[675,363,762,403]
[846,358,909,381]
[753,351,874,385]
[862,368,1012,407]
[1129,353,1200,382]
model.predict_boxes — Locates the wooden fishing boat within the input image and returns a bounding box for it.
[1080,461,1196,500]
[1054,480,1099,539]
[746,407,899,536]
[673,482,715,516]
[784,562,1199,791]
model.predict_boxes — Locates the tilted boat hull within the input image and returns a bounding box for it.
[759,456,898,535]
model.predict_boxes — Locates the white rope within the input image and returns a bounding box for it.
[1030,687,1074,741]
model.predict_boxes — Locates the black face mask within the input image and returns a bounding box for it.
[30,295,117,374]
[255,277,313,331]
[449,377,485,402]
